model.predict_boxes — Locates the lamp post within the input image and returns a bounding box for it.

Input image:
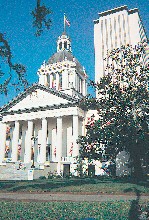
[31,136,38,168]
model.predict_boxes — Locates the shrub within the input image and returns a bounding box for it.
[39,176,46,180]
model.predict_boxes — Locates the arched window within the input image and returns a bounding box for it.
[59,74,62,90]
[47,74,50,86]
[52,73,56,89]
[64,41,67,49]
[59,42,62,50]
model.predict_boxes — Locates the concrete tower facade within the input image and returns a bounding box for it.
[94,5,148,93]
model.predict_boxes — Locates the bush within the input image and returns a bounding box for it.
[39,176,46,180]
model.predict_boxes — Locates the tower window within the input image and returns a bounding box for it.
[59,42,62,50]
[64,41,67,49]
[47,74,50,86]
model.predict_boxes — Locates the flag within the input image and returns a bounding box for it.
[6,126,10,134]
[64,14,70,27]
[18,145,21,154]
[69,142,73,156]
[54,147,56,156]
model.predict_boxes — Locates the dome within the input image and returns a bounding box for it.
[47,50,85,75]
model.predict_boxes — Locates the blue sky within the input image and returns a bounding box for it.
[0,0,149,107]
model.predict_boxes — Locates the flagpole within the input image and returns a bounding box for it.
[64,13,66,33]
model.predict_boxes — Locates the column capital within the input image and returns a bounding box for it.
[57,116,62,119]
[42,117,47,120]
[73,114,79,117]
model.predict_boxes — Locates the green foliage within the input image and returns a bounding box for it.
[0,200,148,219]
[78,43,149,180]
[39,175,46,179]
[75,156,88,177]
[0,33,28,95]
[31,0,52,36]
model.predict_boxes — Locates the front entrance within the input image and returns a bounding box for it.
[88,164,95,177]
[63,164,70,177]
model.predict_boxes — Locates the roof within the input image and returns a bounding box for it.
[0,84,78,113]
[98,5,128,17]
[47,50,85,75]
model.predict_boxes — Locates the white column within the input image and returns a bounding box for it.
[56,73,60,90]
[40,118,47,164]
[82,117,86,136]
[24,121,33,163]
[0,122,7,164]
[50,74,53,88]
[62,69,67,89]
[11,121,20,162]
[52,128,57,161]
[57,117,62,175]
[39,74,45,85]
[20,123,27,162]
[34,125,38,163]
[83,80,86,96]
[47,119,55,161]
[73,72,76,89]
[73,115,79,157]
[67,126,72,157]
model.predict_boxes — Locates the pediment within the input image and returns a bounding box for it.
[1,85,76,112]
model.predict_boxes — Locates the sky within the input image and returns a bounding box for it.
[0,0,149,107]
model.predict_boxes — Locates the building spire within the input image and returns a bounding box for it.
[57,15,71,52]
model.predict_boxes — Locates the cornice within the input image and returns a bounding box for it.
[0,84,78,112]
[1,102,79,116]
[98,5,128,17]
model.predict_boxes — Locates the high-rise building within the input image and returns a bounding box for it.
[94,5,148,91]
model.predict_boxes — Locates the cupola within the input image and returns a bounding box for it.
[57,32,72,52]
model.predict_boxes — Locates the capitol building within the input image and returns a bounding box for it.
[0,6,148,180]
[0,30,94,178]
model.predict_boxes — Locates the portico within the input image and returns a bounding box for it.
[0,96,85,175]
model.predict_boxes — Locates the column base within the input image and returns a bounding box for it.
[0,162,6,166]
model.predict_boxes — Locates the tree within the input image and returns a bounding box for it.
[0,0,52,95]
[0,33,28,95]
[78,42,149,180]
[31,0,52,37]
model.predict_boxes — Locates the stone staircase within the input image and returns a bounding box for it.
[0,162,58,180]
[0,163,29,180]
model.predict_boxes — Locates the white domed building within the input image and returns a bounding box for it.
[0,32,89,179]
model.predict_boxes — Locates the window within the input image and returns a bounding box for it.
[59,74,62,90]
[64,41,67,49]
[59,42,62,50]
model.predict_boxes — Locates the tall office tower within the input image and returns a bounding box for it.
[94,5,148,96]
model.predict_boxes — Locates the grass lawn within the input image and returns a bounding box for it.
[0,200,148,220]
[0,177,149,195]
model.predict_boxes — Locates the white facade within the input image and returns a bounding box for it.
[94,5,148,94]
[0,32,88,177]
